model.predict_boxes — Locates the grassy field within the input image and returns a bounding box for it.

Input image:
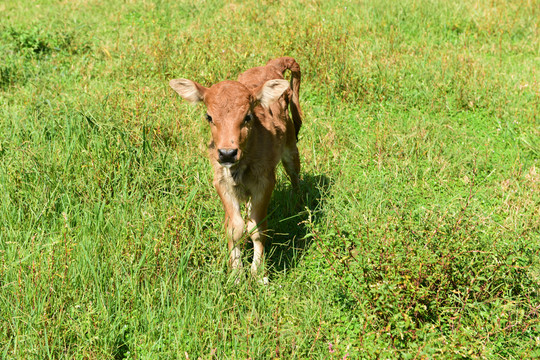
[1,0,539,358]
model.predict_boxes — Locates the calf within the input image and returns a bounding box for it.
[169,57,302,281]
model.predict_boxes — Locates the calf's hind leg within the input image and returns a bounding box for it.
[281,145,301,189]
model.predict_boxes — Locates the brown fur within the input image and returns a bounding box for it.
[169,57,303,280]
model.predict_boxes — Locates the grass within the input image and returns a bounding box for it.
[0,0,539,358]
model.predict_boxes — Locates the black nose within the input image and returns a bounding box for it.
[218,148,238,164]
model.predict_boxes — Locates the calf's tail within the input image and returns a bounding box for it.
[267,57,303,141]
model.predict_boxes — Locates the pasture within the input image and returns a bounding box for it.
[1,0,539,358]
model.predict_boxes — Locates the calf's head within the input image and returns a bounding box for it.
[170,78,290,167]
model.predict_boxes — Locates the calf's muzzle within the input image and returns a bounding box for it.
[218,148,238,165]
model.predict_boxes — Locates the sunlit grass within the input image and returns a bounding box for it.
[0,0,539,358]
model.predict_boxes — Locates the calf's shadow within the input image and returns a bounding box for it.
[262,173,331,275]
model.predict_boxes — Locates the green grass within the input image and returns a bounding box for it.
[0,0,539,358]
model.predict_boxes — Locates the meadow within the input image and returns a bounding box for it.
[0,0,539,358]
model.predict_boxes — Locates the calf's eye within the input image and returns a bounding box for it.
[243,114,252,123]
[206,114,213,123]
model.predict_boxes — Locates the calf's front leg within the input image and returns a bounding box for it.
[214,181,245,270]
[247,176,275,279]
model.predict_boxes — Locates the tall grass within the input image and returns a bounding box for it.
[1,0,539,358]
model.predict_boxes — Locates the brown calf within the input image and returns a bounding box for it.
[169,57,302,281]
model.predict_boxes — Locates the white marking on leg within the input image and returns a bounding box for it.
[230,246,242,270]
[248,219,265,277]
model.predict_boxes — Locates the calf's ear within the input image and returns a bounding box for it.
[169,79,207,104]
[255,79,290,108]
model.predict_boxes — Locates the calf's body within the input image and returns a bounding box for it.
[170,57,302,279]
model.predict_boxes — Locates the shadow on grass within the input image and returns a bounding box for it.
[265,173,331,274]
